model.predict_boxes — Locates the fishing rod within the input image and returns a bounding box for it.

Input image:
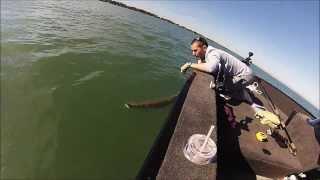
[240,51,297,155]
[259,82,297,155]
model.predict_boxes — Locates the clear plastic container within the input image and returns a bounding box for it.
[183,134,217,165]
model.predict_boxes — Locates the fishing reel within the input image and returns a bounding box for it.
[213,79,232,101]
[215,80,225,93]
[209,79,225,92]
[214,63,226,93]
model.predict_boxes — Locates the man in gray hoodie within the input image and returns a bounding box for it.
[181,37,263,111]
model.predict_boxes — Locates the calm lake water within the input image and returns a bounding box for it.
[1,0,318,179]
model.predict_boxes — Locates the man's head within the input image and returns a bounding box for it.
[191,37,208,60]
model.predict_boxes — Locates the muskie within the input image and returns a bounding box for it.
[125,94,178,109]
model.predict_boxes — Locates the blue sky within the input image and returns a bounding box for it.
[119,0,319,109]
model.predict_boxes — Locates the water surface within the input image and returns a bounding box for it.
[1,0,318,179]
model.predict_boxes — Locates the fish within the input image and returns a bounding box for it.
[125,94,178,109]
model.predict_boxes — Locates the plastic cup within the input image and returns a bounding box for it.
[183,134,217,165]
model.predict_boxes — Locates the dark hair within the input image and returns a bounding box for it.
[191,37,208,47]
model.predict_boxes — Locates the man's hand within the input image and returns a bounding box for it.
[180,62,192,73]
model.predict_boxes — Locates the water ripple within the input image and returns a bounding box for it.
[72,70,104,86]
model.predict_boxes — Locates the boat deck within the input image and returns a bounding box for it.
[137,71,319,180]
[156,71,217,180]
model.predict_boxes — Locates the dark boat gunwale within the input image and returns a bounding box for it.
[136,73,195,179]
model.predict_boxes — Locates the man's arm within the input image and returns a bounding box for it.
[181,54,219,73]
[181,62,213,73]
[190,63,214,73]
[180,61,218,73]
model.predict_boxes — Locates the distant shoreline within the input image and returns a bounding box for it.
[99,0,239,57]
[98,0,237,54]
[99,0,201,35]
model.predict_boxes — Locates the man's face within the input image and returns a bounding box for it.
[191,42,206,60]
